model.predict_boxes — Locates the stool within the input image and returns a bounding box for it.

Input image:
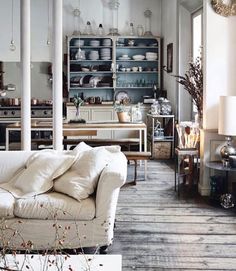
[123,151,151,185]
[175,148,199,196]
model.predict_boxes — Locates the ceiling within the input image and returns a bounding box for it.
[180,0,203,13]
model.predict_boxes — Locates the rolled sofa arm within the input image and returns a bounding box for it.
[95,152,127,219]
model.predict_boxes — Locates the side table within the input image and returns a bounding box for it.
[206,161,236,193]
[175,148,199,196]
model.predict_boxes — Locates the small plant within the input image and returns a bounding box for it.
[114,102,126,113]
[73,94,84,109]
[70,94,86,123]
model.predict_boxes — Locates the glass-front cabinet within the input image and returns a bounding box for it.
[67,35,161,104]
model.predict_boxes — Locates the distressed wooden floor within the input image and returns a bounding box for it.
[109,160,236,270]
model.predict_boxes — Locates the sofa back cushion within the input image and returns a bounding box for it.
[0,151,32,184]
[54,143,120,201]
[0,150,76,198]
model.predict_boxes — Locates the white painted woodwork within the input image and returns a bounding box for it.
[21,0,31,151]
[91,108,113,139]
[66,104,150,140]
[52,0,63,151]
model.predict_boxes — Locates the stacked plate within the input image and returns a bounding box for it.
[132,55,145,61]
[146,52,158,60]
[118,54,130,60]
[100,48,111,60]
[102,39,111,46]
[89,50,99,60]
[89,40,100,47]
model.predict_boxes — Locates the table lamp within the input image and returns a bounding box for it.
[218,96,236,167]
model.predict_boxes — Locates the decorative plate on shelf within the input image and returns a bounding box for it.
[115,91,131,104]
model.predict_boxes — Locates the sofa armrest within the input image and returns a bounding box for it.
[95,152,127,219]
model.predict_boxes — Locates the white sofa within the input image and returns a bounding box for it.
[0,149,127,252]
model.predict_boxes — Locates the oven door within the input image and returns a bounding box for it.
[0,121,21,150]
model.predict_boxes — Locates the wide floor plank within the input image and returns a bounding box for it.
[109,160,236,270]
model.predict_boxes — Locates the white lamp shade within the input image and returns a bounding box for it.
[218,96,236,136]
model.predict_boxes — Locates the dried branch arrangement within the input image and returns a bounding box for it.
[0,205,106,271]
[175,57,203,120]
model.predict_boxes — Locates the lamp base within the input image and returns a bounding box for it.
[220,136,236,167]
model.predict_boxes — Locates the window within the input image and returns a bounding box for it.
[192,9,203,60]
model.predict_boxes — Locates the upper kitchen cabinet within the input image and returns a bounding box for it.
[0,0,51,62]
[67,35,161,104]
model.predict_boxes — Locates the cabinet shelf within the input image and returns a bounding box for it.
[70,71,113,74]
[70,87,113,90]
[70,46,112,49]
[70,60,112,62]
[116,86,153,89]
[116,60,158,62]
[116,71,157,74]
[116,46,158,49]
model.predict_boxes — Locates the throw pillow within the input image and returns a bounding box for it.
[0,150,76,198]
[54,147,113,201]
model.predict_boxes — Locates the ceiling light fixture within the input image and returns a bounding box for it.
[73,0,81,35]
[47,0,51,45]
[10,0,16,51]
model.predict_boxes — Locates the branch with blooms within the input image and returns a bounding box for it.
[175,57,203,119]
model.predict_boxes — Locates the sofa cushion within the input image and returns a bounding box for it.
[14,192,95,221]
[54,146,114,201]
[0,150,76,199]
[0,188,15,218]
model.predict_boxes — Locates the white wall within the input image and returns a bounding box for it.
[178,5,192,121]
[0,0,161,100]
[203,0,236,129]
[0,0,162,62]
[4,62,52,100]
[161,0,178,114]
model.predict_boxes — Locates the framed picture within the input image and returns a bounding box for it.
[167,43,173,73]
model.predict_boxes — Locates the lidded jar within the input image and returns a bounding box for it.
[158,97,172,115]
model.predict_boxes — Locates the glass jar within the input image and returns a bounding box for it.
[97,23,105,36]
[137,25,144,37]
[151,101,161,115]
[158,98,172,115]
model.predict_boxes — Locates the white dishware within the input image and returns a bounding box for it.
[132,55,145,61]
[132,67,138,72]
[126,68,131,72]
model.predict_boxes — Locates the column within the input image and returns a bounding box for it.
[52,0,63,151]
[21,0,31,150]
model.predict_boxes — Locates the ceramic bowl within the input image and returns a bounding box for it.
[132,67,138,72]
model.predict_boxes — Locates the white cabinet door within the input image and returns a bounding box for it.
[91,108,113,139]
[66,106,90,122]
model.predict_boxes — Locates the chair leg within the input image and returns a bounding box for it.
[134,160,137,185]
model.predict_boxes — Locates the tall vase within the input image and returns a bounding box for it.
[75,106,80,121]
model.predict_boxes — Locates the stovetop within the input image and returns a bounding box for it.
[0,105,53,118]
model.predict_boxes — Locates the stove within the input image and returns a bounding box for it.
[0,105,53,119]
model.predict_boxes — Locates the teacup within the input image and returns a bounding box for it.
[132,67,138,72]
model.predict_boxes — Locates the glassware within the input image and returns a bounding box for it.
[137,25,144,37]
[84,21,94,35]
[144,9,153,36]
[108,0,120,35]
[97,23,105,36]
[158,98,172,115]
[129,23,135,36]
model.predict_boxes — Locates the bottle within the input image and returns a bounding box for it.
[97,23,105,36]
[129,23,135,36]
[84,21,93,35]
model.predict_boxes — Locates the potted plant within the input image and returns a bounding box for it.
[114,102,129,123]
